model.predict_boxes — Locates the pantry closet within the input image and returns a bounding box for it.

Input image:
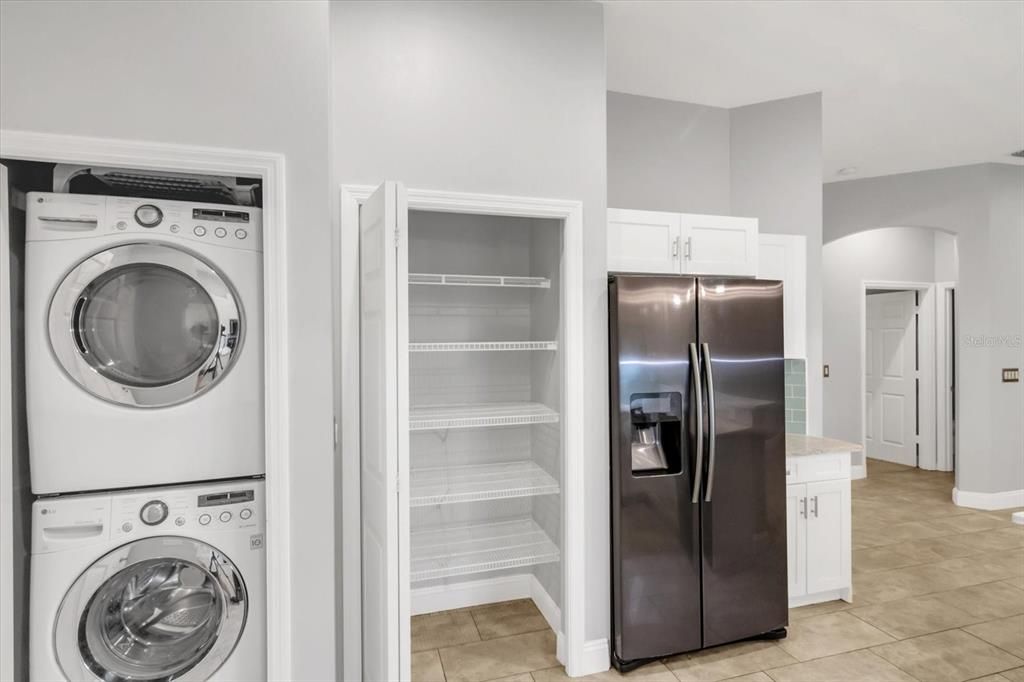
[347,182,584,681]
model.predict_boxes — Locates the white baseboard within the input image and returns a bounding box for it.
[527,576,563,662]
[953,486,1024,511]
[411,574,533,616]
[850,464,866,480]
[571,638,610,677]
[789,588,850,608]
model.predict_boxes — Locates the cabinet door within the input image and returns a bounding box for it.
[786,483,807,598]
[681,214,758,276]
[607,208,682,274]
[805,479,850,595]
[360,181,410,682]
[758,234,806,359]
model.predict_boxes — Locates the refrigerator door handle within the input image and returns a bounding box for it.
[689,342,704,504]
[701,342,717,502]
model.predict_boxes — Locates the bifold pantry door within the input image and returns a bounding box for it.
[359,181,410,681]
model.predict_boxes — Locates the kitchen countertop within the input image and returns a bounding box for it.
[786,433,863,457]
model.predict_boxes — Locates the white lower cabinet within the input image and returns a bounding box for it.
[786,455,852,607]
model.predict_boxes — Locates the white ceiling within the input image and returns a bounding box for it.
[604,0,1024,181]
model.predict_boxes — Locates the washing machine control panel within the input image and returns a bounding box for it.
[108,484,263,541]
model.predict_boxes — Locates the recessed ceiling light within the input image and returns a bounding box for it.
[837,166,858,176]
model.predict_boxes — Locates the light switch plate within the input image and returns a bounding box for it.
[1003,368,1020,382]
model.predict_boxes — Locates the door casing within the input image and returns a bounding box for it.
[338,184,590,677]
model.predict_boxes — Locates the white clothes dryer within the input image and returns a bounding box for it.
[30,479,266,681]
[25,193,264,494]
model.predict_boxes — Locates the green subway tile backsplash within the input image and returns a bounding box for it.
[784,358,807,434]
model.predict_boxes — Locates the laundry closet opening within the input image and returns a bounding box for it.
[1,157,269,681]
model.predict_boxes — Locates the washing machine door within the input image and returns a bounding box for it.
[54,536,248,681]
[48,243,243,407]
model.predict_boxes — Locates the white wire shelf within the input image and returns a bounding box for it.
[410,461,559,507]
[410,518,560,583]
[409,402,559,431]
[410,272,551,288]
[409,340,557,353]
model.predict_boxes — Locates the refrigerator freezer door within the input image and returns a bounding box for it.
[609,275,702,664]
[698,278,788,647]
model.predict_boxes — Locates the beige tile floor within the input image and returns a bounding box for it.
[412,459,1024,681]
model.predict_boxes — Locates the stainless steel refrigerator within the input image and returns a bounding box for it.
[609,275,788,671]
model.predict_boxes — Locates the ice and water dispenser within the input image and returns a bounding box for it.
[629,392,682,475]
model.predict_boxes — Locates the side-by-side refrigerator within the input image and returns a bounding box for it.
[609,274,788,671]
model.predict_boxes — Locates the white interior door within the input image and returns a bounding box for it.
[360,181,410,681]
[865,291,917,466]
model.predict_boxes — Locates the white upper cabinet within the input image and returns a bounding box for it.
[607,208,682,274]
[680,214,758,277]
[757,234,807,359]
[607,208,758,276]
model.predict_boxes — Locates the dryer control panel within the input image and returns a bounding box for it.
[25,192,263,253]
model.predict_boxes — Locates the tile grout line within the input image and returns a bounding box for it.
[953,625,1024,666]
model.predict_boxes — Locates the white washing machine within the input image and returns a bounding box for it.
[26,193,264,494]
[30,479,266,681]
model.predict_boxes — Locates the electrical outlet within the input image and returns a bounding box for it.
[1003,368,1020,383]
[823,364,830,378]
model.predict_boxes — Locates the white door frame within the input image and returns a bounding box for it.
[0,130,293,679]
[934,281,957,472]
[859,280,941,472]
[0,163,13,682]
[338,185,587,678]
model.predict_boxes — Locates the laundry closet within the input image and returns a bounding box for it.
[1,157,270,681]
[349,182,584,680]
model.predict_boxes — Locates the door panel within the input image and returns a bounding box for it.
[805,479,850,594]
[609,275,701,662]
[757,234,806,358]
[607,209,682,274]
[785,484,807,598]
[360,181,409,682]
[682,215,758,276]
[698,278,787,647]
[865,292,917,466]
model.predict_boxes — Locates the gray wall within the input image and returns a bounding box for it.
[607,92,730,214]
[0,2,337,678]
[822,227,946,446]
[606,93,825,436]
[330,0,609,664]
[730,93,825,436]
[824,164,1024,497]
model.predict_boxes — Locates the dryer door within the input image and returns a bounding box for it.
[54,536,248,681]
[48,243,243,407]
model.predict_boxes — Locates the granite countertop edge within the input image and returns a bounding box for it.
[786,433,863,457]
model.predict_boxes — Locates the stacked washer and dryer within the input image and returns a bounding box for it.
[24,192,267,681]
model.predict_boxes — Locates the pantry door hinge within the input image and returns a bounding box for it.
[333,417,338,448]
[394,228,400,250]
